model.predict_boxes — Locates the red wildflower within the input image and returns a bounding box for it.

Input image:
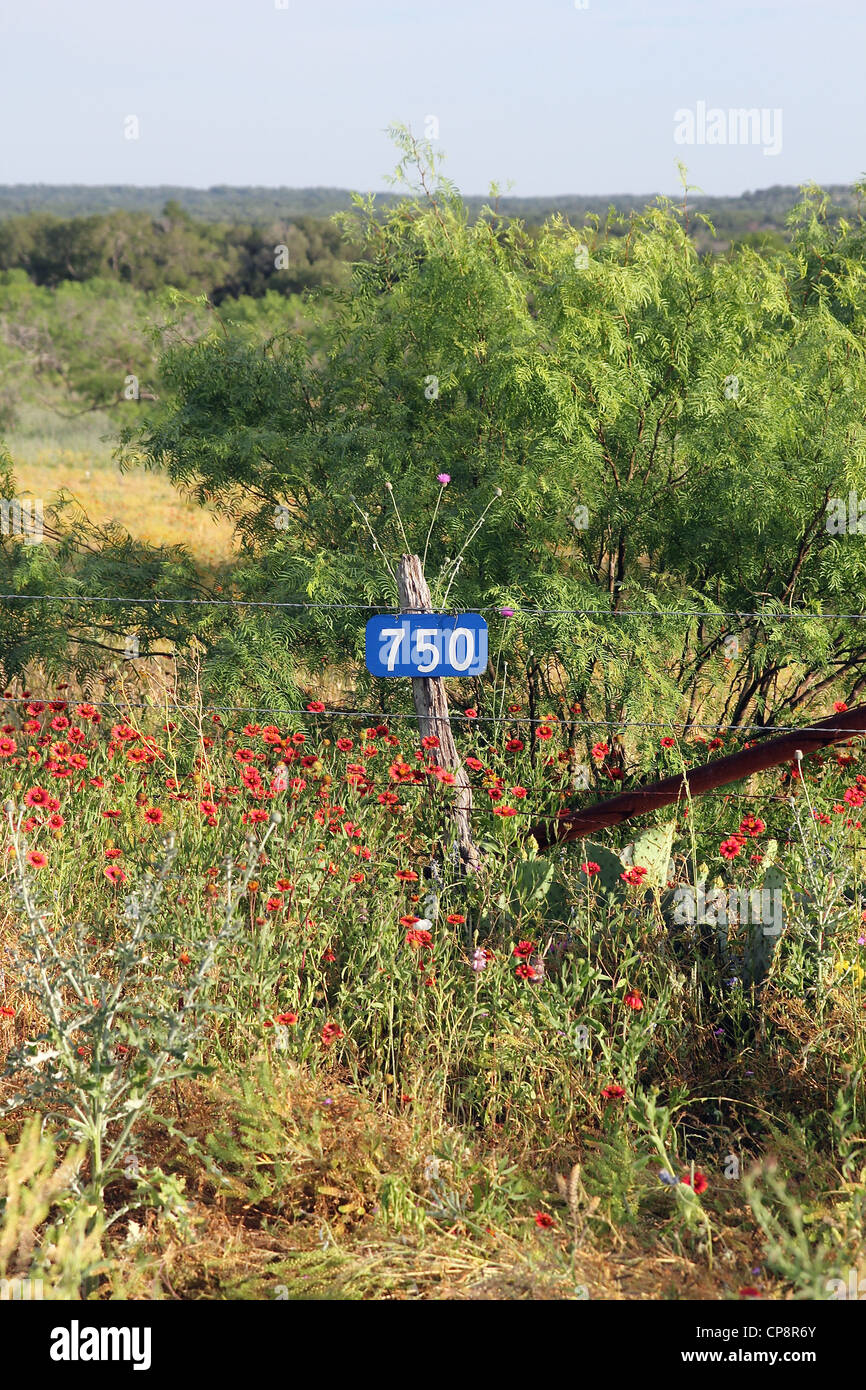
[321,1021,343,1046]
[275,1012,298,1026]
[512,940,535,959]
[719,837,742,859]
[405,927,433,948]
[623,988,643,1011]
[682,1169,708,1195]
[620,866,648,886]
[26,851,47,869]
[533,1212,554,1229]
[433,768,456,785]
[601,1084,626,1101]
[306,701,326,714]
[738,815,765,838]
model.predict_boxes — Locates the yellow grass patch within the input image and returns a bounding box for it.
[11,446,235,568]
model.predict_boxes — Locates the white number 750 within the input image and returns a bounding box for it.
[413,628,440,673]
[379,625,408,672]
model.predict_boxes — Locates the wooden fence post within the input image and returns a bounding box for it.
[396,554,480,873]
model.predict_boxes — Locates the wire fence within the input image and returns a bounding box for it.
[3,591,864,731]
[4,694,866,738]
[3,591,866,620]
[2,589,864,842]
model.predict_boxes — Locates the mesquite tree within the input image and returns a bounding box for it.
[112,138,866,733]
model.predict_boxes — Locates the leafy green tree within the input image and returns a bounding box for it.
[118,139,866,735]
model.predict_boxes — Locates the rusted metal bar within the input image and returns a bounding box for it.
[531,703,866,852]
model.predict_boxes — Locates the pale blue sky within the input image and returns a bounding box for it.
[2,0,863,196]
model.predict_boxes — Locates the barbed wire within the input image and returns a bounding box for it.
[3,694,866,737]
[3,783,850,818]
[2,592,866,621]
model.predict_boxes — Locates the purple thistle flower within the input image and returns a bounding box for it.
[437,473,451,486]
[500,607,515,618]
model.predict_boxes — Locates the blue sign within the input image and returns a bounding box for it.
[365,613,488,678]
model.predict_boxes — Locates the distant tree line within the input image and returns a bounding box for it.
[2,185,864,309]
[1,180,864,247]
[0,202,359,301]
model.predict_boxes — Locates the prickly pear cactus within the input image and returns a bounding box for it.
[761,838,779,867]
[576,821,676,899]
[579,842,628,895]
[628,822,676,889]
[485,850,567,930]
[509,857,556,910]
[746,863,785,988]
